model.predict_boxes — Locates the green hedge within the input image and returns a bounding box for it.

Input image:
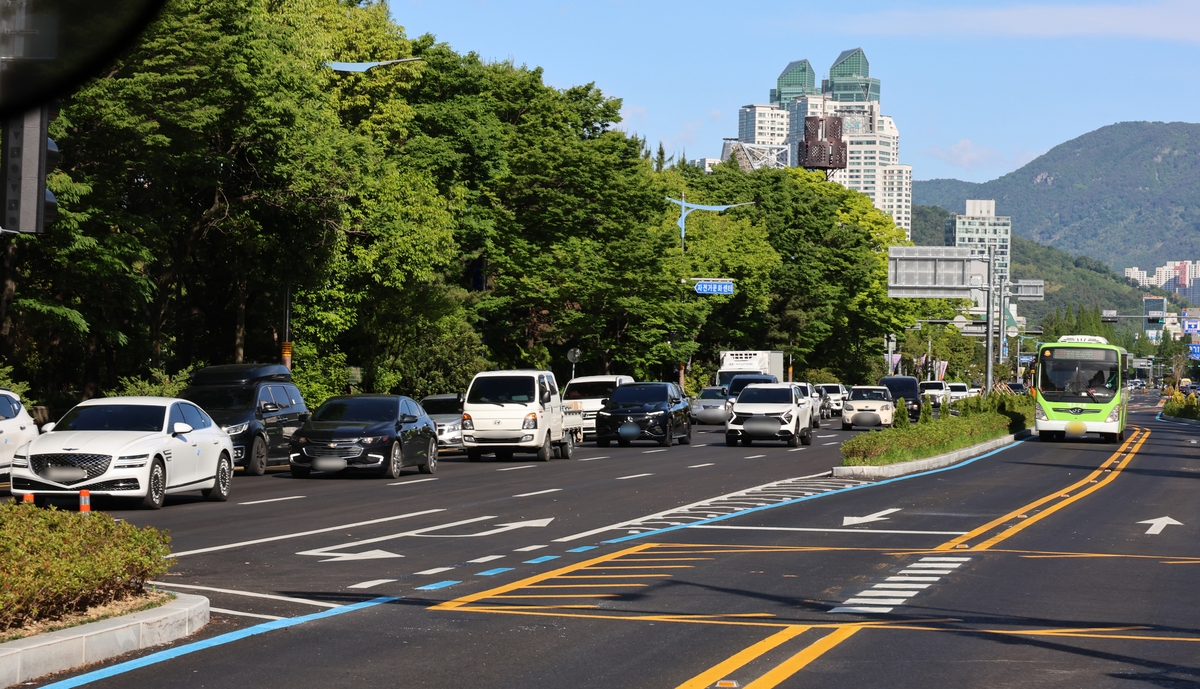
[0,503,172,632]
[841,394,1034,466]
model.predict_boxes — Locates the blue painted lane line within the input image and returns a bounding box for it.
[604,440,1029,544]
[477,567,514,576]
[567,545,597,552]
[41,596,399,689]
[415,580,461,591]
[524,555,560,564]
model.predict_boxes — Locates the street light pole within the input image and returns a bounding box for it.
[985,246,995,395]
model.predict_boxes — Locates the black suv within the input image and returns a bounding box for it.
[594,382,692,448]
[179,364,309,475]
[879,375,922,421]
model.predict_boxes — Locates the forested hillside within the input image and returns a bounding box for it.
[913,121,1200,270]
[0,0,944,407]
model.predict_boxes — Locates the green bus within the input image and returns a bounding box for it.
[1034,335,1128,443]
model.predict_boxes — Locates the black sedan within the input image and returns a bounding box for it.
[595,382,692,448]
[289,395,438,479]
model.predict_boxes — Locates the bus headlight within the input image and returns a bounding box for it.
[1034,402,1047,421]
[1106,406,1120,423]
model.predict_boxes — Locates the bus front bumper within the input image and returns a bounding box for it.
[1036,419,1120,435]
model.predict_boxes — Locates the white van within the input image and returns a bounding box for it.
[563,375,635,439]
[462,370,581,462]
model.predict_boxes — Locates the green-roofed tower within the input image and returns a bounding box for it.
[822,48,880,102]
[769,59,819,108]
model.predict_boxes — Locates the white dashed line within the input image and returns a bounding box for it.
[843,598,907,605]
[688,463,714,468]
[744,454,765,459]
[642,449,667,454]
[238,495,306,505]
[908,562,962,569]
[898,569,953,575]
[514,545,547,552]
[873,583,931,589]
[920,557,971,563]
[577,456,609,461]
[830,606,892,614]
[415,567,456,576]
[617,473,653,480]
[788,448,806,452]
[853,590,921,597]
[387,478,439,486]
[467,555,505,564]
[822,442,839,446]
[887,576,940,582]
[513,488,562,497]
[817,435,837,438]
[348,579,396,589]
[497,465,536,472]
[691,444,708,447]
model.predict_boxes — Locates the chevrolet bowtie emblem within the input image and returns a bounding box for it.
[328,443,337,448]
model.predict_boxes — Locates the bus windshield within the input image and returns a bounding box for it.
[1038,347,1120,403]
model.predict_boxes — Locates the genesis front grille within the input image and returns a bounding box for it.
[31,454,112,485]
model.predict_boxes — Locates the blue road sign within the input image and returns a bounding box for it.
[1185,319,1200,334]
[1190,344,1200,361]
[1019,355,1034,364]
[693,280,734,295]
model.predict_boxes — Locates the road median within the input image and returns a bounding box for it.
[833,430,1032,479]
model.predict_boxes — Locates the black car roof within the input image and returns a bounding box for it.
[190,364,292,386]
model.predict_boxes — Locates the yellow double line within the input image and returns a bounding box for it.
[676,626,861,689]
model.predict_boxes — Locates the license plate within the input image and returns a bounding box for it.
[314,458,347,472]
[45,466,87,482]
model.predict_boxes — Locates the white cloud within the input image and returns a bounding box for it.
[620,104,647,124]
[848,1,1200,42]
[923,138,1042,172]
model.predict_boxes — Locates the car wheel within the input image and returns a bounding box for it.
[679,423,692,445]
[617,439,631,447]
[725,435,738,447]
[841,423,851,431]
[140,458,166,510]
[787,426,800,448]
[419,440,438,474]
[536,434,552,462]
[381,441,403,479]
[741,437,753,447]
[597,439,611,448]
[659,423,672,447]
[801,427,812,446]
[559,432,575,459]
[291,465,311,478]
[1118,429,1126,442]
[468,449,482,462]
[246,436,268,476]
[812,414,820,429]
[202,453,232,502]
[33,495,49,508]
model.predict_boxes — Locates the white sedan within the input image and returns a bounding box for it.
[0,390,38,477]
[11,397,233,509]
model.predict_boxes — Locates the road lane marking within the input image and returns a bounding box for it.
[567,546,597,552]
[788,448,805,452]
[939,428,1148,551]
[853,590,920,597]
[906,562,962,569]
[743,627,861,687]
[577,456,609,461]
[920,557,970,562]
[822,442,838,446]
[692,444,708,447]
[149,582,341,608]
[525,555,560,564]
[38,597,398,689]
[477,568,514,576]
[238,495,306,505]
[673,626,811,689]
[842,597,907,605]
[829,606,891,614]
[617,473,653,480]
[692,525,967,535]
[515,545,547,552]
[171,508,446,558]
[874,583,931,589]
[468,555,505,563]
[886,576,940,582]
[415,567,455,575]
[348,579,396,589]
[209,607,284,620]
[416,580,460,591]
[689,463,715,468]
[497,465,536,472]
[817,435,836,438]
[643,449,667,454]
[513,488,562,497]
[745,454,765,459]
[898,569,953,575]
[387,478,438,486]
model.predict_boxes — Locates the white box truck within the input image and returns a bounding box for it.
[715,351,785,386]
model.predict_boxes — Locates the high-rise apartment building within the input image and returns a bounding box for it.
[1125,267,1149,286]
[769,59,820,108]
[737,104,789,147]
[822,48,881,103]
[945,200,1012,287]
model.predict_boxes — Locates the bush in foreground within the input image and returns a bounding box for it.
[1162,390,1200,420]
[0,502,172,632]
[841,394,1033,466]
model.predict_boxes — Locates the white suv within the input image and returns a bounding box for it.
[919,381,950,407]
[725,383,814,448]
[11,397,234,509]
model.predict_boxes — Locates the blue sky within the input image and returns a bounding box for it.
[392,1,1200,183]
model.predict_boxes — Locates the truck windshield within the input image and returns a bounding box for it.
[468,376,537,405]
[55,404,165,432]
[564,381,618,400]
[1038,347,1119,403]
[737,388,792,404]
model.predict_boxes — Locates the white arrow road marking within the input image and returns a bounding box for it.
[1138,516,1183,535]
[843,508,902,526]
[296,516,556,562]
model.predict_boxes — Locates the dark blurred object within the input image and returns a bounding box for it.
[2,101,57,233]
[0,0,168,118]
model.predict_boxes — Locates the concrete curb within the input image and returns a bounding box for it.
[1160,414,1200,426]
[832,429,1033,479]
[0,593,208,688]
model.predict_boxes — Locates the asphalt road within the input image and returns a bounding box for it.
[12,394,1200,688]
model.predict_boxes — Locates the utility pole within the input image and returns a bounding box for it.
[984,246,995,395]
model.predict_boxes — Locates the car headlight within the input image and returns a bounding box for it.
[1106,406,1120,423]
[12,453,28,468]
[844,403,854,412]
[115,454,149,468]
[880,403,892,411]
[1035,402,1047,421]
[780,411,793,423]
[522,413,538,429]
[222,422,249,435]
[446,422,461,432]
[358,436,388,445]
[461,413,474,430]
[646,410,666,417]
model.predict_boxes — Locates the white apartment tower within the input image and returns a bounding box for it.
[737,104,789,147]
[945,200,1012,286]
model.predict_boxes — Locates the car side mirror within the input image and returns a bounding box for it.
[261,402,280,413]
[172,422,194,436]
[41,421,55,433]
[540,392,552,405]
[811,393,820,399]
[298,412,311,422]
[399,414,418,424]
[600,398,610,407]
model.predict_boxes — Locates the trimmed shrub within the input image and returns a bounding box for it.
[893,398,910,429]
[919,396,933,424]
[1163,390,1200,420]
[0,503,172,632]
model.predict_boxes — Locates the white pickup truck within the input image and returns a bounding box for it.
[461,370,583,462]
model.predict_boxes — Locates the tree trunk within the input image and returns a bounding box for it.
[234,277,247,364]
[0,237,16,343]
